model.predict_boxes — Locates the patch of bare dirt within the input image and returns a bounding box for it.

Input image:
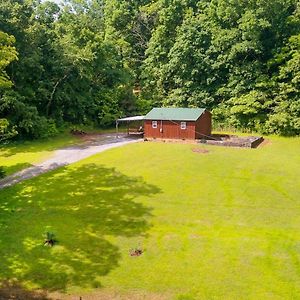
[0,281,172,300]
[70,129,87,136]
[145,138,198,144]
[0,281,52,300]
[259,138,272,147]
[78,133,128,144]
[191,148,210,154]
[49,290,171,300]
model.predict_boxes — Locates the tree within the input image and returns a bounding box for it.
[0,0,299,140]
[265,33,300,135]
[0,118,17,141]
[0,31,18,89]
[141,0,299,135]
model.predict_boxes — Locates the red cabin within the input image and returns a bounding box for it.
[144,108,211,140]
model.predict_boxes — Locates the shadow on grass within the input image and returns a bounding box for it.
[3,163,32,176]
[0,281,51,300]
[0,164,160,292]
[0,134,81,158]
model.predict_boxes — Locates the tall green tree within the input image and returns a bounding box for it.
[0,0,299,140]
[141,0,299,135]
[0,31,17,89]
[0,30,18,141]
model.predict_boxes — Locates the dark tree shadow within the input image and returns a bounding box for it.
[0,164,160,293]
[3,163,32,176]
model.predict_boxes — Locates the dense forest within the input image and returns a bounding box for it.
[0,0,299,140]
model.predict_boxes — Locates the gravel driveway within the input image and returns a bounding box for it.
[0,134,142,189]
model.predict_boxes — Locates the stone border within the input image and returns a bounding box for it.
[200,136,264,148]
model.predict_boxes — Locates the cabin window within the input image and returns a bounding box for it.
[152,121,158,129]
[180,122,187,130]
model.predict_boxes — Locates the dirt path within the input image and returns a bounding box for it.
[0,134,142,189]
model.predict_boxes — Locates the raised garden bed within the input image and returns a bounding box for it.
[199,134,264,148]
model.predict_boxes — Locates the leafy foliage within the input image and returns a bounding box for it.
[0,31,18,89]
[141,0,300,135]
[44,232,56,247]
[0,118,17,141]
[0,0,135,140]
[0,166,5,179]
[0,0,299,139]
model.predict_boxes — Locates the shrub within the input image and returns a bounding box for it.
[0,166,6,179]
[0,118,18,142]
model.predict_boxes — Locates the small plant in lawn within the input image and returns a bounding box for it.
[130,247,143,256]
[0,166,6,179]
[44,232,56,247]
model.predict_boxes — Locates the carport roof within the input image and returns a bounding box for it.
[144,108,206,121]
[117,115,145,122]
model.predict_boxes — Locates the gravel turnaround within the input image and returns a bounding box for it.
[0,134,142,189]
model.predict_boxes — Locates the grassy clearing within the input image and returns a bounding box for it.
[0,133,81,175]
[0,127,126,176]
[0,136,299,299]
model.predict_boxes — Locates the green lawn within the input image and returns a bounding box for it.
[0,136,299,299]
[0,133,81,175]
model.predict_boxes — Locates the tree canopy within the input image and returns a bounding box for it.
[0,0,299,140]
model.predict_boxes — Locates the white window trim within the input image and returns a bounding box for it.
[180,122,187,130]
[152,121,158,129]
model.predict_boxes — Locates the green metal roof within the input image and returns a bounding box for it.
[144,107,206,121]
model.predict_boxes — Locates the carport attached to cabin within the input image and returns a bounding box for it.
[116,115,145,136]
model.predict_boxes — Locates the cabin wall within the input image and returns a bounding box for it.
[195,111,212,139]
[144,120,196,139]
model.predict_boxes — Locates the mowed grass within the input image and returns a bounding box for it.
[0,136,299,299]
[0,133,81,175]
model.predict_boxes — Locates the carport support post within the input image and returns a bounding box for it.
[116,120,119,139]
